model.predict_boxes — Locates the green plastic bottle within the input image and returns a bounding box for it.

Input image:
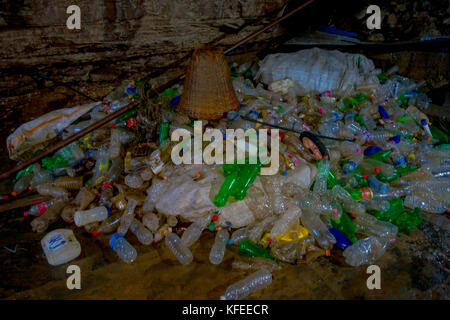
[213,171,239,207]
[394,164,421,176]
[118,108,138,122]
[158,121,170,145]
[367,149,393,162]
[238,240,279,263]
[354,113,367,129]
[373,198,404,223]
[376,173,401,183]
[394,208,422,233]
[430,127,449,144]
[331,212,357,243]
[230,163,262,200]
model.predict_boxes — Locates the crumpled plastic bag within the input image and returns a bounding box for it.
[7,101,100,160]
[259,48,378,96]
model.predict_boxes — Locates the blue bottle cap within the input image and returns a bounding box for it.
[227,240,232,245]
[110,233,123,249]
[420,119,428,126]
[86,149,93,158]
[105,206,112,217]
[378,105,389,119]
[344,113,354,119]
[388,135,401,143]
[328,228,352,249]
[170,95,181,107]
[364,145,383,156]
[249,110,258,117]
[394,157,406,166]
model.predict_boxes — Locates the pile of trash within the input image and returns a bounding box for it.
[4,48,449,300]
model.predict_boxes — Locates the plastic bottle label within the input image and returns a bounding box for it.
[46,232,67,251]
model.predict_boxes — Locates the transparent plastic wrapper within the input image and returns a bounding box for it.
[343,236,390,267]
[222,269,272,300]
[7,101,99,161]
[259,48,377,96]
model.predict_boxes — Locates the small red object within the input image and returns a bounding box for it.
[2,195,8,200]
[268,238,273,243]
[28,186,33,191]
[212,215,218,222]
[97,193,101,198]
[374,168,380,174]
[112,124,117,129]
[11,191,18,197]
[363,174,368,179]
[92,230,99,237]
[279,132,284,140]
[104,182,110,188]
[196,172,201,179]
[400,127,403,131]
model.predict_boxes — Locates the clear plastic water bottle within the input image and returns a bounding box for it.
[222,269,272,300]
[181,213,212,247]
[343,236,389,267]
[110,233,137,263]
[165,232,193,265]
[209,229,229,265]
[231,228,249,244]
[300,208,336,249]
[130,218,154,245]
[74,206,112,227]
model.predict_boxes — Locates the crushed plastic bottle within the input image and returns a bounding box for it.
[222,269,272,300]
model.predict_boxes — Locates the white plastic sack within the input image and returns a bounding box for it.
[259,48,378,96]
[7,101,100,160]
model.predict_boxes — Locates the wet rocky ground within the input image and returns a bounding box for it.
[0,206,448,300]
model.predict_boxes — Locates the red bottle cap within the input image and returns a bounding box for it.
[92,230,99,237]
[212,215,218,222]
[374,168,380,174]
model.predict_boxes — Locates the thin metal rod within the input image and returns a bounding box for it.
[0,0,317,181]
[241,115,355,142]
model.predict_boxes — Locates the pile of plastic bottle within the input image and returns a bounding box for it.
[6,61,450,300]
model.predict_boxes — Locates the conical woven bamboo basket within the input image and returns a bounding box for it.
[178,46,240,120]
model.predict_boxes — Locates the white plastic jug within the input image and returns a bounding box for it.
[41,229,81,266]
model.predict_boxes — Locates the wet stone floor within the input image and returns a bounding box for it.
[0,208,448,300]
